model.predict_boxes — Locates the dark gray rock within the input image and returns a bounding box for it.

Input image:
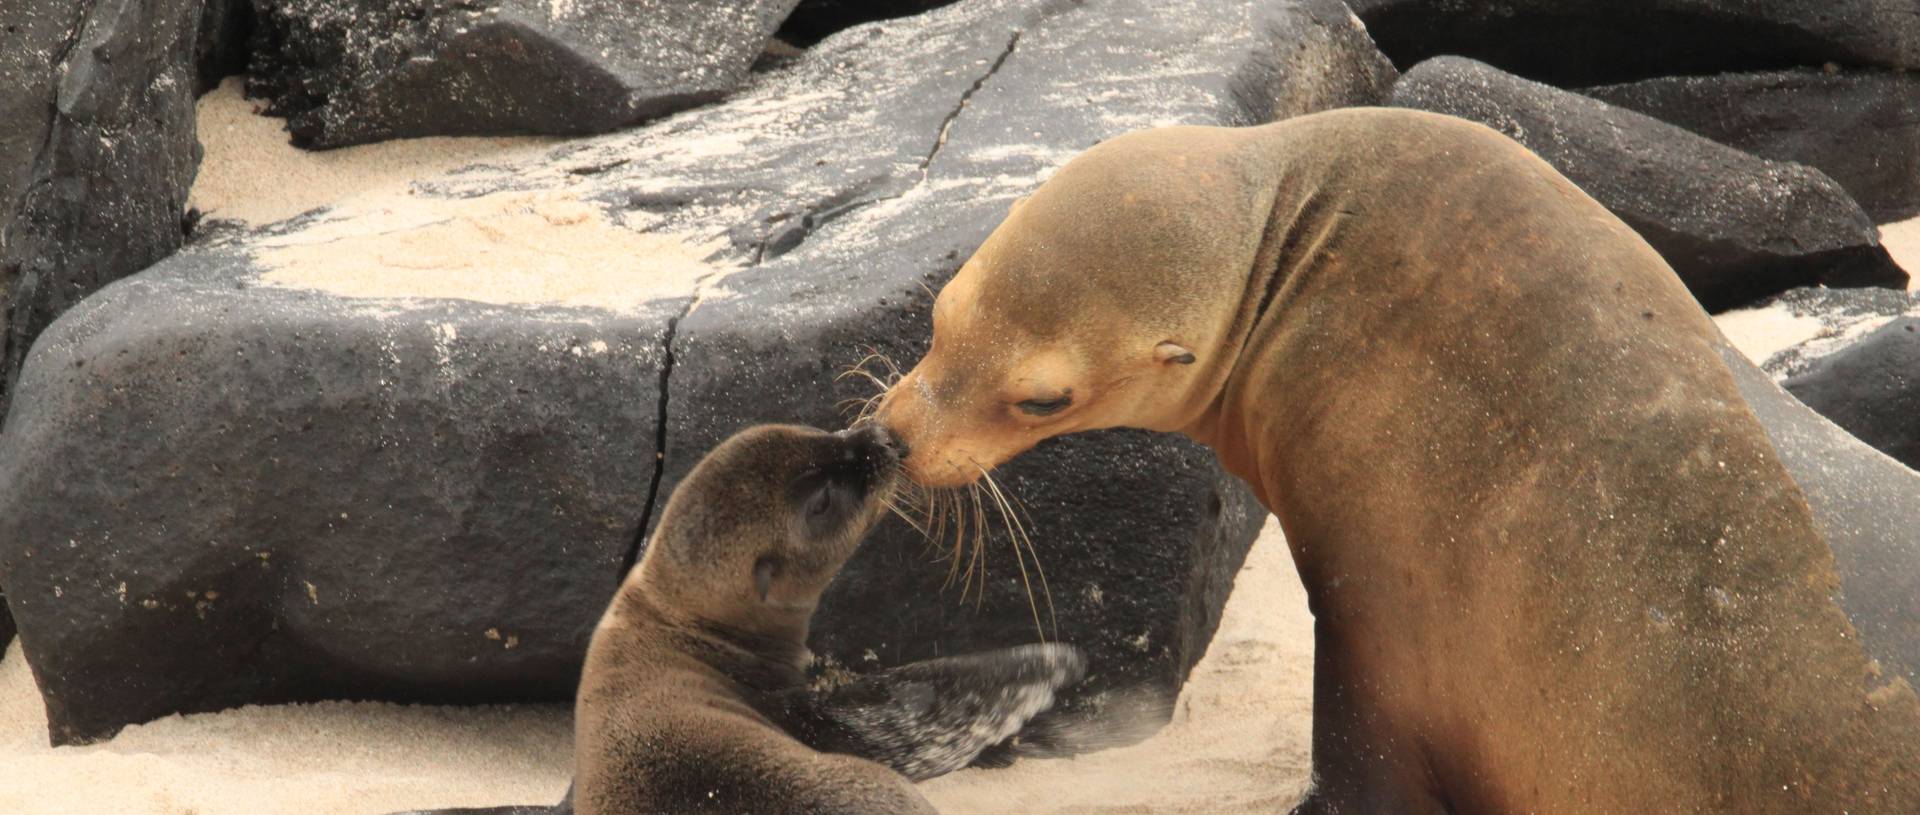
[1722,345,1920,688]
[1390,57,1908,312]
[194,0,255,95]
[776,0,960,47]
[1584,69,1920,222]
[1783,317,1920,471]
[245,0,801,148]
[0,254,675,745]
[0,592,13,652]
[0,0,202,419]
[1349,0,1920,86]
[0,0,1395,745]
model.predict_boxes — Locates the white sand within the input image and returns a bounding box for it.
[255,189,731,313]
[1884,216,1920,291]
[188,77,552,226]
[0,519,1311,814]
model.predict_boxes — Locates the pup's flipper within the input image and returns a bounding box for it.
[785,643,1087,781]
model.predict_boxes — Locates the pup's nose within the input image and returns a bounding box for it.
[878,424,909,461]
[835,423,903,464]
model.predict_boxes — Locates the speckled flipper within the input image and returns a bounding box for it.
[784,643,1088,781]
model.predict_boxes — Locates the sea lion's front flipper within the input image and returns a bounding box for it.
[786,642,1087,781]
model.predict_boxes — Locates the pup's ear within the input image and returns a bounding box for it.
[1154,341,1196,366]
[754,557,779,602]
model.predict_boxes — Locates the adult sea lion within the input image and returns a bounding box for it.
[875,108,1920,812]
[572,423,1085,815]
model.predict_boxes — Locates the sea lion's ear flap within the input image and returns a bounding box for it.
[1154,341,1197,366]
[754,557,778,602]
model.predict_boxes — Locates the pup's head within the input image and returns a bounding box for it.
[635,424,901,640]
[876,126,1266,487]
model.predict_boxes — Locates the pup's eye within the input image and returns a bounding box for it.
[1016,396,1072,417]
[808,486,833,516]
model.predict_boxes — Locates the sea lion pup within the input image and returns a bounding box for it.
[573,424,1084,815]
[875,108,1920,813]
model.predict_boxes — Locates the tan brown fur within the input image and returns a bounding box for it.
[572,425,936,815]
[877,108,1920,813]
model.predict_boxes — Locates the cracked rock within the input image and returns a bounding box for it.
[0,0,1397,744]
[0,0,203,419]
[1349,0,1920,86]
[1390,56,1908,312]
[1584,68,1920,222]
[245,0,801,148]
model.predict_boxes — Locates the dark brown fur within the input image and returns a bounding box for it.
[878,108,1920,813]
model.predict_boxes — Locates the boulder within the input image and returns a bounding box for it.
[244,0,801,148]
[0,0,202,418]
[1348,0,1920,86]
[1722,345,1920,688]
[1584,69,1920,222]
[1783,317,1920,471]
[0,0,1397,745]
[1390,57,1908,312]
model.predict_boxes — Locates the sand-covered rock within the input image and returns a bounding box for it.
[246,0,800,148]
[0,0,1397,745]
[1350,0,1920,86]
[0,0,202,417]
[1390,56,1908,312]
[1585,69,1920,222]
[1782,317,1920,471]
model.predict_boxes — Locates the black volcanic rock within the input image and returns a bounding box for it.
[1584,69,1920,222]
[1783,317,1920,471]
[1,0,202,418]
[1349,0,1920,86]
[246,0,801,148]
[0,0,1396,745]
[1390,56,1907,312]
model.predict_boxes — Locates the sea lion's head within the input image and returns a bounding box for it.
[634,423,902,642]
[876,126,1267,487]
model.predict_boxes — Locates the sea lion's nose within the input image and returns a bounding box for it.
[834,423,902,465]
[878,425,908,461]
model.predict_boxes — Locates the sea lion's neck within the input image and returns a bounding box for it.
[618,582,811,691]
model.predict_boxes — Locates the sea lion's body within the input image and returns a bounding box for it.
[877,109,1920,812]
[573,424,935,815]
[571,424,1084,815]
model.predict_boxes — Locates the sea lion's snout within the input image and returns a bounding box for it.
[830,424,901,493]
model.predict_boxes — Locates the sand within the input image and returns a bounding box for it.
[188,77,551,226]
[255,190,731,313]
[1884,216,1920,290]
[0,519,1312,814]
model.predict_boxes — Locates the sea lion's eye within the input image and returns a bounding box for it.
[1016,396,1072,417]
[808,486,833,516]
